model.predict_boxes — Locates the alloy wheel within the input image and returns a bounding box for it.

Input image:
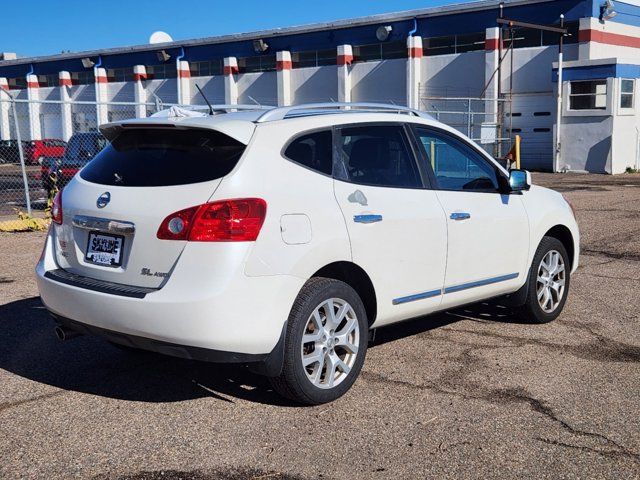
[300,298,360,389]
[536,250,566,313]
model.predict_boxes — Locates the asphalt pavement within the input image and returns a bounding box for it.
[0,173,638,479]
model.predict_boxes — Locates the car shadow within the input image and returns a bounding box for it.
[0,296,526,406]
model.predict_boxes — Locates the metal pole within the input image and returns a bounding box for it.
[467,99,472,138]
[0,89,31,215]
[554,14,565,173]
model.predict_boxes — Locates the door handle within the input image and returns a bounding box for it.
[450,212,471,221]
[354,214,383,224]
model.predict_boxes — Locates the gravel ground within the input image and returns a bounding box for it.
[0,173,638,479]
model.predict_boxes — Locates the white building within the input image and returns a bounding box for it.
[1,0,640,173]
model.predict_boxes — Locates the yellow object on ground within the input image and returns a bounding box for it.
[0,212,50,232]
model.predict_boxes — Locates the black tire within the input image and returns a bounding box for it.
[517,236,571,324]
[270,277,369,405]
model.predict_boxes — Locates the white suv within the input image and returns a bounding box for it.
[36,103,579,404]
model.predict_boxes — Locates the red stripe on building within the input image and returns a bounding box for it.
[337,54,353,66]
[133,73,148,81]
[0,84,8,91]
[485,37,501,50]
[178,69,191,78]
[59,78,73,87]
[579,29,640,49]
[27,81,40,88]
[408,47,423,58]
[95,76,108,83]
[276,60,292,71]
[223,65,239,75]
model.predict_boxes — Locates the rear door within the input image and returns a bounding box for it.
[333,123,448,326]
[54,127,247,288]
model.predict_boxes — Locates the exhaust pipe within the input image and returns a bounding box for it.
[54,325,82,341]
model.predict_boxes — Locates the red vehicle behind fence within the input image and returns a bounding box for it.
[24,139,66,165]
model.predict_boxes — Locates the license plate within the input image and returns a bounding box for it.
[85,231,124,267]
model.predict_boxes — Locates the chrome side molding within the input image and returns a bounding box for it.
[72,215,135,235]
[392,289,442,305]
[392,273,520,305]
[443,273,519,294]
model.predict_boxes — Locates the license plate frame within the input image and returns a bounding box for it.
[84,231,125,267]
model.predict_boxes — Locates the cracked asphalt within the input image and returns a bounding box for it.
[0,173,639,479]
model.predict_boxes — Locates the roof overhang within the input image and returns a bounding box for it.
[0,0,556,68]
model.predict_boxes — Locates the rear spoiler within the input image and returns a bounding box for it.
[99,116,256,145]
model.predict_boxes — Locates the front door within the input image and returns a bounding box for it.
[412,126,530,309]
[333,123,448,326]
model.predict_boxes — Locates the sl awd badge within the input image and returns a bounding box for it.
[96,192,111,209]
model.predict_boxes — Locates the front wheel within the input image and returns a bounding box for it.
[270,278,368,405]
[518,236,571,324]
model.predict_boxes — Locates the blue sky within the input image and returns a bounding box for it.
[4,0,469,58]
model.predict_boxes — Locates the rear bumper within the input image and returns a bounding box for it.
[36,230,304,359]
[51,313,285,374]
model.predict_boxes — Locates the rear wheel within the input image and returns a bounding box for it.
[518,236,570,324]
[270,278,368,405]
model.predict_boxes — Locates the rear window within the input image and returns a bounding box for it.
[80,128,246,187]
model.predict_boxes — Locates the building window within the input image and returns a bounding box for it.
[424,33,483,56]
[569,80,607,110]
[352,41,407,63]
[147,64,177,79]
[71,71,95,85]
[8,77,26,89]
[37,74,58,87]
[292,49,336,68]
[107,68,133,82]
[454,32,485,53]
[190,60,223,77]
[620,79,634,109]
[238,55,276,73]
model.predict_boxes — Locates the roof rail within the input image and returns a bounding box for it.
[255,102,433,123]
[186,104,274,113]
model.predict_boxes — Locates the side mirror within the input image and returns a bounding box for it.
[509,169,531,192]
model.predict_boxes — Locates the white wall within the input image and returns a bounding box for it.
[145,78,178,104]
[238,71,277,106]
[189,76,225,104]
[351,59,406,105]
[291,66,337,104]
[421,51,484,97]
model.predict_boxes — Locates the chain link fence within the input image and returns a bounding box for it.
[419,95,514,162]
[0,95,164,231]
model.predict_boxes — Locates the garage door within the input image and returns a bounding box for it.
[505,93,555,171]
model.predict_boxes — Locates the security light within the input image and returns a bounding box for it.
[600,0,617,21]
[156,50,171,62]
[253,39,269,53]
[376,25,393,42]
[81,57,95,68]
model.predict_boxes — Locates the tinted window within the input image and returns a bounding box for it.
[284,130,333,176]
[80,129,245,187]
[337,125,422,188]
[414,128,500,192]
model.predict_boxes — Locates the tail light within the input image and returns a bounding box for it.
[157,198,267,242]
[51,190,63,225]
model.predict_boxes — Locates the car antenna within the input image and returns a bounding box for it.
[195,83,214,115]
